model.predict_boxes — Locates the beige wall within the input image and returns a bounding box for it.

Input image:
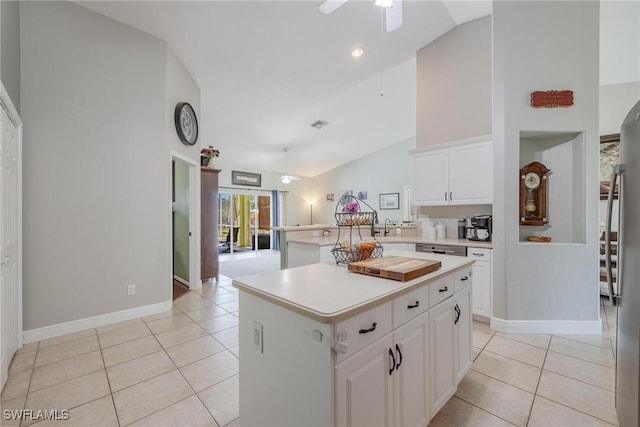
[416,16,491,148]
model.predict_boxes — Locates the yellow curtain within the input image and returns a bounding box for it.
[237,195,251,247]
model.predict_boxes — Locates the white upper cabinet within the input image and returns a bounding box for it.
[411,137,493,206]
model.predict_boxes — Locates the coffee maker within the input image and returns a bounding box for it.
[467,215,492,242]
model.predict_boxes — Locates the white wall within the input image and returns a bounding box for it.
[21,1,199,330]
[493,1,600,326]
[600,82,640,135]
[310,137,414,225]
[1,0,20,112]
[416,16,491,148]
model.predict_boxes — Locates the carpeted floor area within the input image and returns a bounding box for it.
[218,251,280,278]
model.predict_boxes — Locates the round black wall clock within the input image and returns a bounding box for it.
[174,102,199,146]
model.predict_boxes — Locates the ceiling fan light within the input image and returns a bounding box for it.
[351,47,364,58]
[281,175,292,184]
[375,0,393,8]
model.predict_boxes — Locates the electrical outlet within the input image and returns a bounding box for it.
[127,284,136,296]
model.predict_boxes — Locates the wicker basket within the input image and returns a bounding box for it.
[331,244,383,264]
[335,212,375,226]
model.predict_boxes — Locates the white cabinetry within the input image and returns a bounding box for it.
[238,263,473,426]
[411,138,493,206]
[335,313,430,427]
[335,334,394,427]
[429,296,457,415]
[468,247,492,319]
[454,286,472,383]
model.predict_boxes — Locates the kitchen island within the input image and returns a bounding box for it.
[233,251,474,426]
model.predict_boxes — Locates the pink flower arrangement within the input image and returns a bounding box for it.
[200,146,220,159]
[344,201,359,213]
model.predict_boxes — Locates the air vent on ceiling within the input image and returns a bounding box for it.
[310,120,328,129]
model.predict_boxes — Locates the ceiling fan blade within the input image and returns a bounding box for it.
[319,0,349,15]
[385,0,403,32]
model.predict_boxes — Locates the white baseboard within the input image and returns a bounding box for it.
[490,317,602,335]
[23,300,173,344]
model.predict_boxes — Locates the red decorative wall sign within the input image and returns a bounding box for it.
[530,90,574,108]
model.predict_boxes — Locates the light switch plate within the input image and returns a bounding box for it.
[253,321,263,353]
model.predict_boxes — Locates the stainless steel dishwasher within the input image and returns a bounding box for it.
[415,243,467,257]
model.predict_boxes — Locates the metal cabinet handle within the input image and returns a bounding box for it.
[358,322,377,334]
[389,348,396,375]
[454,304,461,324]
[444,192,448,201]
[438,286,448,293]
[472,253,485,257]
[460,276,469,281]
[395,344,403,370]
[449,192,452,201]
[407,301,420,309]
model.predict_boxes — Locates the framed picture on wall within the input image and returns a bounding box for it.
[379,193,399,210]
[231,170,262,187]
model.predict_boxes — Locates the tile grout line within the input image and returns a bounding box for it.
[523,333,550,427]
[16,340,40,427]
[95,327,122,427]
[450,395,519,426]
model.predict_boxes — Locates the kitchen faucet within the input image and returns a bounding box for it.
[384,219,392,236]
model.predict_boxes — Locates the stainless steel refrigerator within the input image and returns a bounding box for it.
[607,99,640,427]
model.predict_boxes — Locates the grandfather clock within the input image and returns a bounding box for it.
[519,161,550,226]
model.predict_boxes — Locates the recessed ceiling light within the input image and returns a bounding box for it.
[351,47,364,58]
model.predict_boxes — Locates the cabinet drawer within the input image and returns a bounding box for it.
[467,247,491,261]
[335,302,392,363]
[454,267,472,293]
[392,283,429,328]
[429,274,454,306]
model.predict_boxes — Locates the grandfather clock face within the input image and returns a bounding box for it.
[520,162,550,226]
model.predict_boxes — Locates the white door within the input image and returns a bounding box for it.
[429,297,456,415]
[393,313,430,427]
[0,104,21,389]
[455,286,473,382]
[411,150,448,205]
[335,334,394,427]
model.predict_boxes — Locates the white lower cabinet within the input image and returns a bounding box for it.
[429,297,457,415]
[455,286,472,383]
[334,313,429,427]
[468,247,492,319]
[335,334,394,427]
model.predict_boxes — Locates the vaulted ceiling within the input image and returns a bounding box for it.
[76,1,637,178]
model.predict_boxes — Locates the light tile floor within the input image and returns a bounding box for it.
[1,275,618,427]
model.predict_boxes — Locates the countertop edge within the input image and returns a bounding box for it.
[286,236,493,249]
[233,257,475,324]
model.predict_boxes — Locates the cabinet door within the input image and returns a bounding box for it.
[455,286,472,383]
[411,150,448,205]
[335,334,394,427]
[393,313,430,427]
[448,140,493,204]
[471,261,491,318]
[429,297,457,416]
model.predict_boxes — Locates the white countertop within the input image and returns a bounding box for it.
[232,251,474,323]
[286,235,493,249]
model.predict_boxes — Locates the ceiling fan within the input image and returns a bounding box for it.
[319,0,403,32]
[280,148,303,184]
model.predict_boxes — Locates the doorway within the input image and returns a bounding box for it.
[170,153,198,298]
[218,190,272,255]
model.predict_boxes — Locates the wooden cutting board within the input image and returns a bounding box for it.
[348,256,442,282]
